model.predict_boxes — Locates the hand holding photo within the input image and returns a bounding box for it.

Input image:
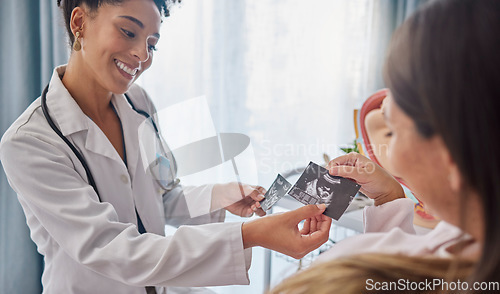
[288,162,361,220]
[260,174,292,211]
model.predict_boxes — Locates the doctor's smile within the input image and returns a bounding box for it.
[115,59,139,77]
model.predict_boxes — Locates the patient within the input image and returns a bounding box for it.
[271,0,499,291]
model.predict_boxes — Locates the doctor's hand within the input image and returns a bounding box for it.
[242,204,332,259]
[211,182,266,217]
[327,152,405,206]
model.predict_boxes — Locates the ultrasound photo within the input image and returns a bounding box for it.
[288,162,361,220]
[260,174,292,211]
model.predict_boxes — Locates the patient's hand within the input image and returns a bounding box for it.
[327,152,404,206]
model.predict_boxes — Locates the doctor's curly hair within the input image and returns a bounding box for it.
[57,0,180,45]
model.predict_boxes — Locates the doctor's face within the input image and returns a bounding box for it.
[79,0,161,94]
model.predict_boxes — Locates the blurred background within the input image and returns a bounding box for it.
[0,0,427,293]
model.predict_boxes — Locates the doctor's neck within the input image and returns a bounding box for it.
[62,55,116,123]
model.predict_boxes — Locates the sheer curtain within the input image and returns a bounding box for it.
[137,0,427,189]
[0,0,68,292]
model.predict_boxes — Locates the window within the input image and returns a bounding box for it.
[138,0,384,187]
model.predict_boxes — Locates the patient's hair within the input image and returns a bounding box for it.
[57,0,181,45]
[384,0,500,284]
[268,254,474,294]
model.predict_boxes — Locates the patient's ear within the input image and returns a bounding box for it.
[446,151,462,192]
[449,165,462,193]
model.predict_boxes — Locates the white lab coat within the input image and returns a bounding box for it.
[0,66,251,294]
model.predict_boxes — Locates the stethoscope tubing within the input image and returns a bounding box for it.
[41,84,101,200]
[40,83,171,202]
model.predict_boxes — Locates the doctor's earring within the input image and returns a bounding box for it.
[73,31,81,51]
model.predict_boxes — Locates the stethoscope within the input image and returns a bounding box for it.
[41,83,180,202]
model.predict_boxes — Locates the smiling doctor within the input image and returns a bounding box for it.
[0,0,332,293]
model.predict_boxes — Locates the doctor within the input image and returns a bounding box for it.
[0,0,332,293]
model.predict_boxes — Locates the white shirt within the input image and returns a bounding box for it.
[315,198,470,262]
[0,66,251,294]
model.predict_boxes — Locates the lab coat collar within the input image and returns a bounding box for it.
[110,92,147,178]
[46,65,146,169]
[46,65,90,137]
[46,66,121,163]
